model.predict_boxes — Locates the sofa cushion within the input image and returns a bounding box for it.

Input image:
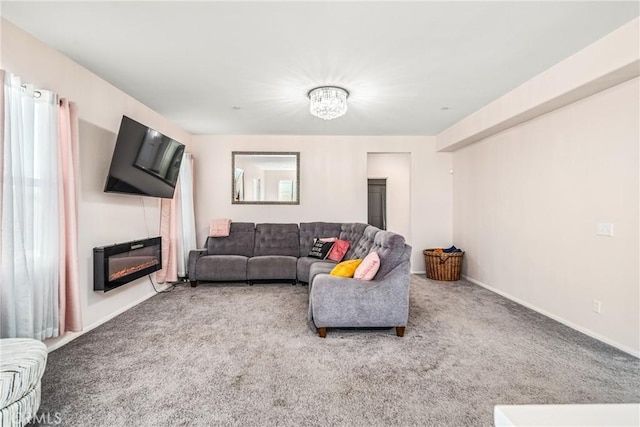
[349,225,381,259]
[308,261,337,287]
[370,231,406,278]
[330,259,363,278]
[254,223,299,257]
[247,256,297,280]
[299,222,343,257]
[339,223,368,259]
[354,251,380,280]
[297,257,335,283]
[195,255,248,281]
[207,222,255,257]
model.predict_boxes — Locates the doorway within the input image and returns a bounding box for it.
[366,152,411,243]
[368,179,387,230]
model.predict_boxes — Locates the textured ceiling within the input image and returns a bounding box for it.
[2,1,638,135]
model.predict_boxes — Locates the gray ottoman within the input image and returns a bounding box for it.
[0,339,48,427]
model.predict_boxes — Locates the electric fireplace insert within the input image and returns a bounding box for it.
[94,237,162,292]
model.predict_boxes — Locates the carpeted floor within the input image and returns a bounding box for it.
[37,275,639,426]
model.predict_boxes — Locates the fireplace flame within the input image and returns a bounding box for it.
[109,258,159,282]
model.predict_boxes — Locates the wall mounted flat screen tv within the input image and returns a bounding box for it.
[104,116,185,198]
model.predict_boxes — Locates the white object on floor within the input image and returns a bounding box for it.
[0,339,48,427]
[494,403,640,427]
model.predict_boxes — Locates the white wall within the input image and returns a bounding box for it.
[1,19,192,349]
[189,135,452,271]
[367,153,412,244]
[452,78,640,356]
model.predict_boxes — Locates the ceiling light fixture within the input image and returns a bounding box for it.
[308,86,349,120]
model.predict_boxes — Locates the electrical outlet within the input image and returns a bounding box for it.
[592,299,602,314]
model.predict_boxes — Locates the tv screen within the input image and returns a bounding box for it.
[104,116,185,198]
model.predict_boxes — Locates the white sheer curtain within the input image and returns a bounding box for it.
[176,153,196,277]
[158,152,196,282]
[1,72,60,340]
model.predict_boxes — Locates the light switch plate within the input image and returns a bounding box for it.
[596,222,614,237]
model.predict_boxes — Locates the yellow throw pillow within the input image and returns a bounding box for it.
[330,259,363,278]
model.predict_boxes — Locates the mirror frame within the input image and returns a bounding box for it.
[231,151,300,205]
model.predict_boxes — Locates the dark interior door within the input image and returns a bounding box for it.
[368,179,387,230]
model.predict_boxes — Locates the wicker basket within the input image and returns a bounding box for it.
[423,249,464,281]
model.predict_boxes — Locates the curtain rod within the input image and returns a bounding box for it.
[20,83,42,98]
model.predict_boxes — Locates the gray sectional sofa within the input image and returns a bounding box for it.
[188,222,412,337]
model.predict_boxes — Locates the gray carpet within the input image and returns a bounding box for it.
[37,275,639,426]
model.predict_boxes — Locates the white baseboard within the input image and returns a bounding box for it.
[463,275,639,358]
[411,270,426,275]
[46,282,174,353]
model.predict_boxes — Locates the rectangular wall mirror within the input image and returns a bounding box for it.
[232,152,300,205]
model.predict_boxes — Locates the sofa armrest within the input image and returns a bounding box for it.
[310,260,410,328]
[308,261,336,290]
[188,249,208,280]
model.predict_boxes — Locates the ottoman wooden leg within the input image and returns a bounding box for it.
[396,327,405,337]
[318,327,327,338]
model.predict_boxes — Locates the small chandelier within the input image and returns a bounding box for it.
[308,86,349,120]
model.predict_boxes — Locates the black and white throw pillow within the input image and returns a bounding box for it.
[308,240,335,259]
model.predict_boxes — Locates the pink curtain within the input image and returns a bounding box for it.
[158,154,196,283]
[57,99,82,333]
[158,179,180,283]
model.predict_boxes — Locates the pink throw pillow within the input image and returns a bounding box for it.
[327,239,350,262]
[354,251,380,280]
[314,237,337,243]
